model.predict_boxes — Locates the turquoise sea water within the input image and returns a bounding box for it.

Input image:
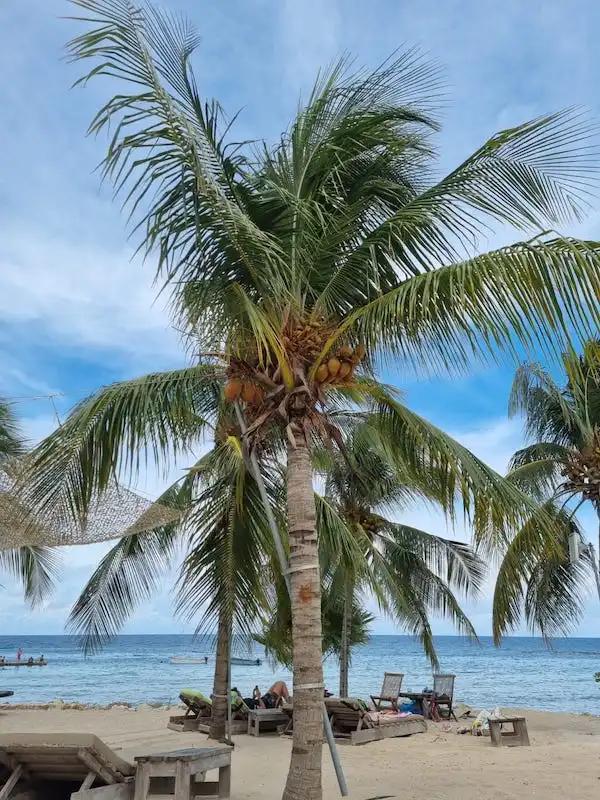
[0,635,598,714]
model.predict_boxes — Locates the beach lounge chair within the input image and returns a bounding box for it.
[170,689,250,735]
[180,689,213,720]
[325,697,426,745]
[432,673,456,720]
[370,672,404,711]
[0,732,135,799]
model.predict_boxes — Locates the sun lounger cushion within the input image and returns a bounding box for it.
[180,688,246,711]
[180,689,212,706]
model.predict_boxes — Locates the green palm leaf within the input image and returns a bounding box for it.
[20,364,221,524]
[0,546,59,606]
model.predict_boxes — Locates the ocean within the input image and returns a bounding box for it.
[0,635,598,714]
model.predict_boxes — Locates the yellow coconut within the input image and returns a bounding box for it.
[339,345,353,359]
[316,363,330,383]
[338,361,352,380]
[327,357,341,377]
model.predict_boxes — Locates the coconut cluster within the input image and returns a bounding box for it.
[562,432,600,502]
[315,344,366,385]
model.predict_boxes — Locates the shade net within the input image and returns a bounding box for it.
[0,468,180,549]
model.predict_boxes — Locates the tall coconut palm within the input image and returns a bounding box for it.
[26,2,600,797]
[316,419,484,695]
[0,399,57,603]
[493,343,600,641]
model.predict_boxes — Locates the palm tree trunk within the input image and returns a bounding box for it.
[282,428,323,800]
[593,508,600,604]
[209,605,230,741]
[339,578,353,697]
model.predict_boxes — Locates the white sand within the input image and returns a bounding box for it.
[1,705,599,798]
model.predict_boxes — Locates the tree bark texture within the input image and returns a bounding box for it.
[282,431,324,800]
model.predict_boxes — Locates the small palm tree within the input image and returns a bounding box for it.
[68,427,275,740]
[494,343,600,641]
[317,419,483,695]
[27,3,600,797]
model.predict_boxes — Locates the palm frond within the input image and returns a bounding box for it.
[0,546,59,606]
[0,400,24,460]
[509,362,586,446]
[378,522,485,598]
[66,474,190,654]
[68,0,287,319]
[325,237,600,377]
[492,502,590,643]
[21,364,221,526]
[175,437,275,637]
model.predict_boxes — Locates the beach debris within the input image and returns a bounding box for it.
[471,707,502,736]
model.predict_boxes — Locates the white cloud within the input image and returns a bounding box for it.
[0,227,179,368]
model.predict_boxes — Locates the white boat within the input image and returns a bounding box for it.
[170,656,208,665]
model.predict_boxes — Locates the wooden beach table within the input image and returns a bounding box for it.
[489,716,530,747]
[247,708,286,737]
[133,747,231,799]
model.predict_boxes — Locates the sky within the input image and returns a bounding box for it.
[1,0,600,638]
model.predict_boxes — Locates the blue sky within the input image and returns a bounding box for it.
[1,0,600,637]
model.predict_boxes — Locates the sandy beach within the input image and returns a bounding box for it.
[1,704,599,799]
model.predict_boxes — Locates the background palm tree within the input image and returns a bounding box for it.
[494,343,600,641]
[67,426,276,741]
[29,2,600,797]
[316,418,483,695]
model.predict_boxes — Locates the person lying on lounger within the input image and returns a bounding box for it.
[244,681,290,709]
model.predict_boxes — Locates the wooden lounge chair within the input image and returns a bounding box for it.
[170,689,250,735]
[432,674,457,720]
[0,732,135,799]
[180,689,213,720]
[325,697,426,746]
[370,672,404,711]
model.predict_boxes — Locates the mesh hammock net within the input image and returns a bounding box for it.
[0,467,180,549]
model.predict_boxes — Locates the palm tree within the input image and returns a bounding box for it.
[493,343,600,641]
[0,399,57,603]
[317,419,483,695]
[26,3,600,797]
[67,426,275,741]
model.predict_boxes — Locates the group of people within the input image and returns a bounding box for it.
[0,650,44,666]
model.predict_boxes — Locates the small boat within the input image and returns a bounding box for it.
[0,659,47,668]
[231,657,262,666]
[170,656,208,665]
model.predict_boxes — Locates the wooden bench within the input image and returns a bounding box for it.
[247,709,286,737]
[133,747,231,799]
[0,732,135,800]
[489,716,530,747]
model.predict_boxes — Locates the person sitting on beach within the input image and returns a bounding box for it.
[254,681,290,709]
[27,657,34,665]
